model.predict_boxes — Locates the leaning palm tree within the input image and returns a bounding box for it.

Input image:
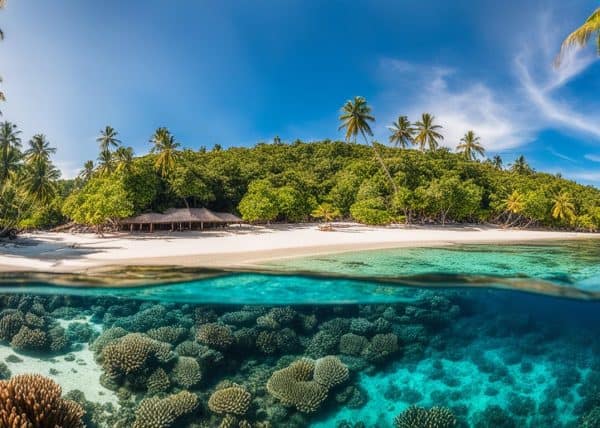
[96,149,114,176]
[96,126,121,152]
[387,115,415,149]
[150,127,180,177]
[78,160,94,182]
[22,159,60,204]
[414,113,443,151]
[556,8,600,65]
[551,192,576,223]
[502,190,525,227]
[114,146,134,174]
[24,134,56,165]
[339,96,397,193]
[456,130,485,161]
[0,121,22,182]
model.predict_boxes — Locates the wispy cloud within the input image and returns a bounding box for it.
[584,154,600,162]
[547,146,577,163]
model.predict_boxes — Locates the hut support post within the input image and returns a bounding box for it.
[189,221,192,230]
[150,223,154,232]
[201,222,204,230]
[130,224,133,232]
[171,223,174,231]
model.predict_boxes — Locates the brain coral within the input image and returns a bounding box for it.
[208,385,252,416]
[196,323,234,349]
[266,358,329,413]
[394,405,457,428]
[133,390,198,428]
[314,356,349,388]
[172,356,202,388]
[0,374,85,428]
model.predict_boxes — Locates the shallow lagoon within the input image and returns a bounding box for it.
[1,241,600,427]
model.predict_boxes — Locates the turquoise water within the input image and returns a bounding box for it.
[1,240,600,427]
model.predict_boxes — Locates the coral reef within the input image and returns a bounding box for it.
[172,356,202,388]
[208,385,252,416]
[132,390,198,428]
[0,374,85,428]
[394,405,457,428]
[196,323,234,349]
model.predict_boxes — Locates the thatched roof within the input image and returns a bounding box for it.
[120,208,234,224]
[214,212,243,223]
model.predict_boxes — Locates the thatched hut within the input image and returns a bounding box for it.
[120,208,242,232]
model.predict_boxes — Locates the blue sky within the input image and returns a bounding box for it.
[1,0,600,184]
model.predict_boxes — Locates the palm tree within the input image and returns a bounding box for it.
[24,134,56,165]
[150,127,180,177]
[97,149,113,176]
[551,192,576,222]
[556,8,600,65]
[387,115,415,149]
[114,146,134,174]
[492,155,503,169]
[78,160,94,182]
[511,155,532,174]
[0,121,22,182]
[338,96,397,193]
[312,203,341,230]
[22,159,60,204]
[502,190,525,226]
[96,126,121,152]
[456,131,485,160]
[414,113,443,151]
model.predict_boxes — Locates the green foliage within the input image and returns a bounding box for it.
[311,203,341,223]
[62,176,133,227]
[350,197,391,225]
[238,179,279,223]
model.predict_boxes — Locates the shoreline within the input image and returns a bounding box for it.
[0,223,598,276]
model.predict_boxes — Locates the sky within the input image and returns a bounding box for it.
[1,0,599,185]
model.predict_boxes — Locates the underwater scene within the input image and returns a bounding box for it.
[1,242,600,428]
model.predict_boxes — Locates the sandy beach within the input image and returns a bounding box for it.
[0,223,598,274]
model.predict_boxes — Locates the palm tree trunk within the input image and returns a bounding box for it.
[360,130,398,195]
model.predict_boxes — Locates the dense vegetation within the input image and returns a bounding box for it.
[1,116,599,234]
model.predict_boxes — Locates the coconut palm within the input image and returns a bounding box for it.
[114,146,134,174]
[414,113,443,151]
[456,131,485,160]
[551,192,576,222]
[22,159,60,204]
[556,8,600,65]
[150,127,180,177]
[0,121,22,182]
[492,155,503,169]
[312,203,341,223]
[338,96,397,193]
[78,160,94,182]
[96,126,121,152]
[511,155,532,174]
[96,149,113,176]
[502,190,525,226]
[388,115,415,149]
[24,134,56,165]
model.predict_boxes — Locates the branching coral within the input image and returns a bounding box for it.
[172,356,202,388]
[132,390,198,428]
[339,333,369,356]
[146,326,188,345]
[314,356,349,388]
[394,405,457,428]
[196,323,234,349]
[365,333,399,363]
[0,374,85,428]
[208,385,252,416]
[10,326,49,351]
[147,368,171,395]
[0,311,25,341]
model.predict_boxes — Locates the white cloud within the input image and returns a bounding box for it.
[584,154,600,162]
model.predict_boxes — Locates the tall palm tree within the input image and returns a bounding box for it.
[96,126,121,152]
[97,149,113,176]
[502,190,525,226]
[150,127,180,177]
[78,160,94,182]
[492,155,503,169]
[511,155,532,174]
[414,113,443,151]
[114,146,134,174]
[22,159,60,204]
[0,121,22,182]
[338,96,397,193]
[456,130,485,160]
[388,115,415,149]
[24,134,56,165]
[556,8,600,65]
[551,192,576,222]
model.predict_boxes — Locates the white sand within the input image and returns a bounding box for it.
[0,223,597,273]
